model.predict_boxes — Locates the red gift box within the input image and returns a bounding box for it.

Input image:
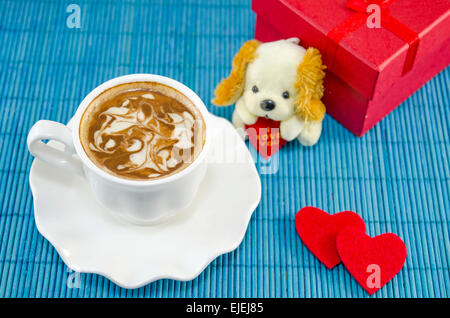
[252,0,450,136]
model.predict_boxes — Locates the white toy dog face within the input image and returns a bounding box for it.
[212,38,326,144]
[242,41,306,121]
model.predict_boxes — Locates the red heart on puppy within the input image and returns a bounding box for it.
[245,117,287,159]
[336,228,407,295]
[295,207,366,269]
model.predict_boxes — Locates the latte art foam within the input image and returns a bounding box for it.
[79,82,205,180]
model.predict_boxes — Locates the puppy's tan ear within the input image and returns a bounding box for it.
[294,47,326,121]
[212,40,260,106]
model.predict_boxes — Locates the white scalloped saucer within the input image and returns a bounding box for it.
[29,114,261,289]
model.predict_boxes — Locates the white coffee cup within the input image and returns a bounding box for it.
[27,74,211,225]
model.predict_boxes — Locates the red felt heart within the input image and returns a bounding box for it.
[245,117,287,159]
[336,227,407,295]
[295,207,366,269]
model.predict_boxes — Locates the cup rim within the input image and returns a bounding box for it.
[72,74,211,187]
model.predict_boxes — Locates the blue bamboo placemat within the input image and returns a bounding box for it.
[0,0,448,298]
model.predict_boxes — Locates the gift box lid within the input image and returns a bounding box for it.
[252,0,450,100]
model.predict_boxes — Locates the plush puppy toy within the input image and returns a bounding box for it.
[212,38,326,146]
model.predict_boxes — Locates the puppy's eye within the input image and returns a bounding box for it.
[282,91,290,99]
[252,85,259,93]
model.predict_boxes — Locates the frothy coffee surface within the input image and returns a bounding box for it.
[80,82,205,180]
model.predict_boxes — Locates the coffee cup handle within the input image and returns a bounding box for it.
[27,120,84,177]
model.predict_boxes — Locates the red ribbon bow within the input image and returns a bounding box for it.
[325,0,419,76]
[347,0,390,13]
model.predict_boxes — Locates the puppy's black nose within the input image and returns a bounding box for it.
[260,99,276,111]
